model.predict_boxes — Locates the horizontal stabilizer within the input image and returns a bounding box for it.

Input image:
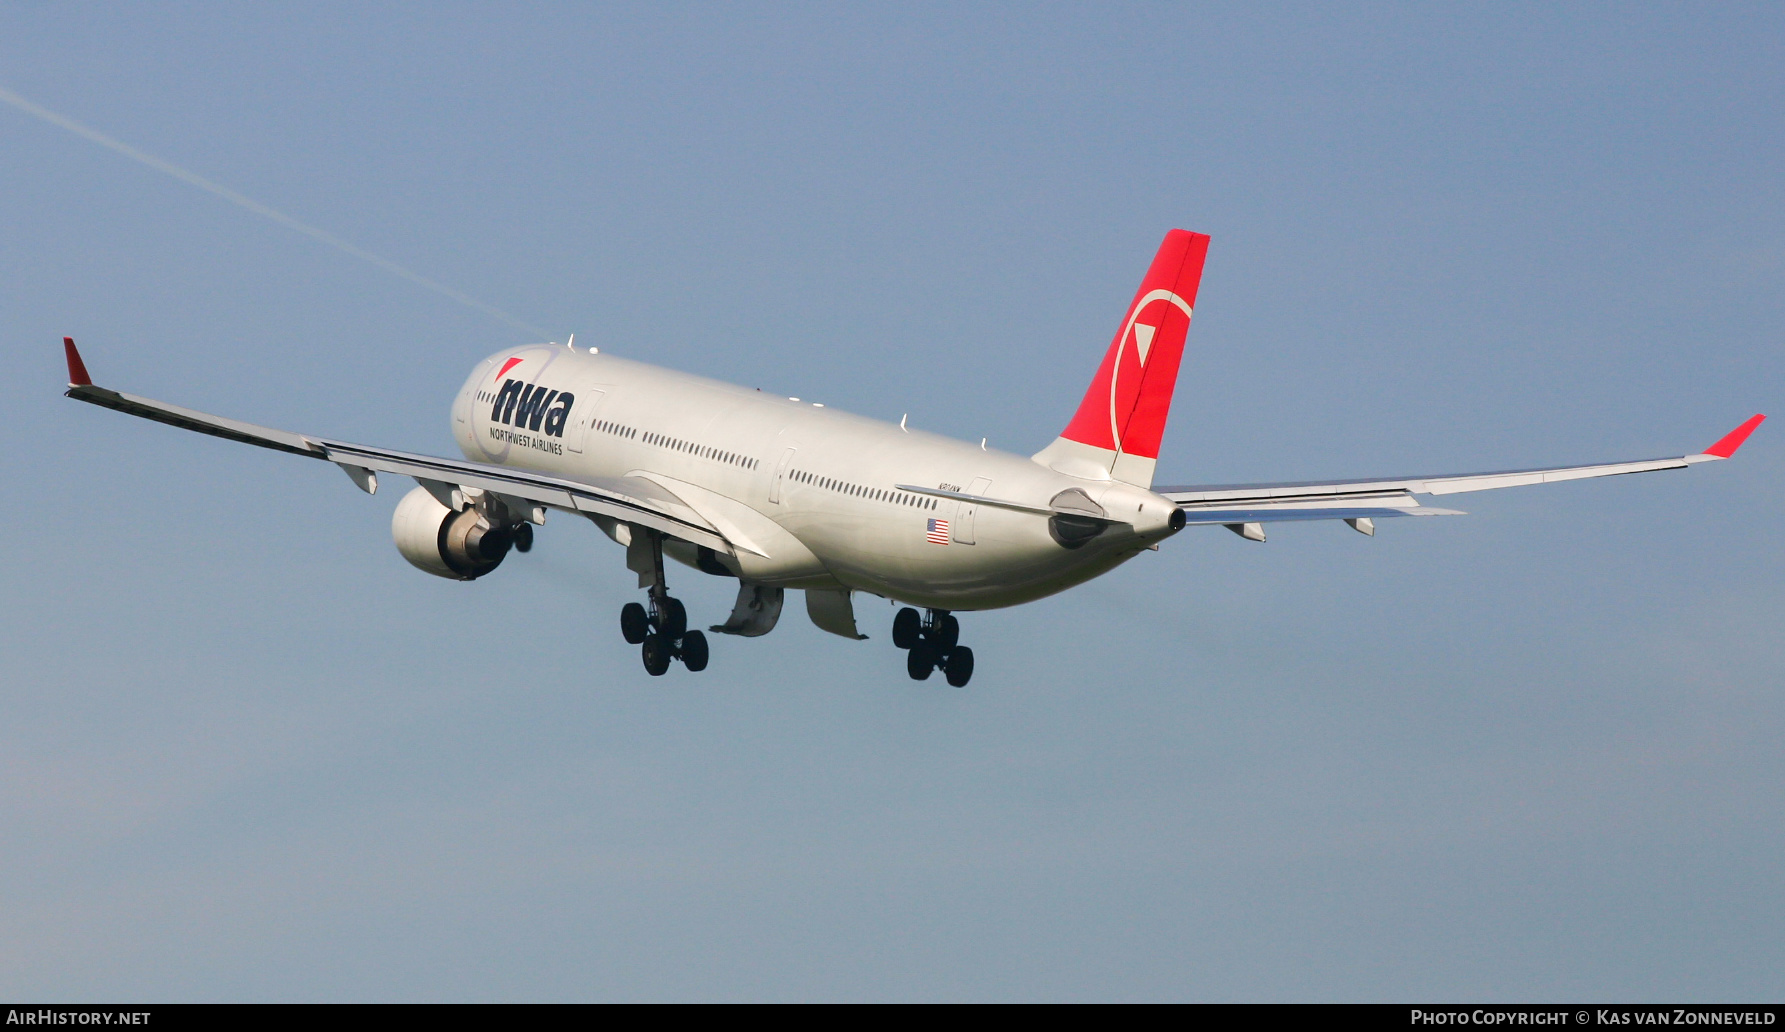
[1178,505,1463,526]
[1161,417,1762,528]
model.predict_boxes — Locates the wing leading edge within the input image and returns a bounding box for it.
[61,338,735,554]
[1158,414,1765,531]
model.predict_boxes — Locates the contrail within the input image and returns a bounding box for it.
[0,84,553,339]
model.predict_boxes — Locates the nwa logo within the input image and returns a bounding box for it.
[490,379,575,436]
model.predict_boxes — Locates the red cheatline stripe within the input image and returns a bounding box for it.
[1704,414,1766,458]
[495,357,523,379]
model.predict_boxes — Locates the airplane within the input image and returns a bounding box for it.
[61,229,1764,685]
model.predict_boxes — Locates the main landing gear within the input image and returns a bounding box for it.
[620,531,708,676]
[892,607,974,687]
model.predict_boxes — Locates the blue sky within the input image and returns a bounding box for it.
[1,3,1780,1001]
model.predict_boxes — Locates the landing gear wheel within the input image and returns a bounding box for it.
[680,630,709,672]
[513,523,534,553]
[943,646,974,687]
[657,597,688,639]
[621,602,650,644]
[892,607,922,650]
[907,644,935,681]
[932,613,960,651]
[641,633,672,676]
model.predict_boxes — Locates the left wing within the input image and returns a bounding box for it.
[60,338,736,554]
[1157,414,1765,536]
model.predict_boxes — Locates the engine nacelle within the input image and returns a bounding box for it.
[391,485,515,581]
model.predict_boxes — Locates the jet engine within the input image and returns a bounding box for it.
[391,485,517,580]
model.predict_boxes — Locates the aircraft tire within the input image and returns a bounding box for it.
[658,597,688,640]
[943,646,974,687]
[907,644,935,681]
[513,523,534,553]
[892,607,921,649]
[641,633,673,676]
[621,602,650,645]
[681,630,709,672]
[932,613,960,651]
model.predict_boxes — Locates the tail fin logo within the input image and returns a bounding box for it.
[1132,322,1158,365]
[1108,290,1193,451]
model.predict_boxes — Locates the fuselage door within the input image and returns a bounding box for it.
[953,477,993,544]
[565,389,608,454]
[455,359,492,425]
[770,447,797,504]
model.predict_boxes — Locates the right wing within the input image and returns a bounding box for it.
[61,338,735,554]
[1157,414,1765,532]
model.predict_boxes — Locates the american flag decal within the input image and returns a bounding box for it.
[926,518,951,545]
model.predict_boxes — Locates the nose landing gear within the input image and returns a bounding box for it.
[893,607,974,686]
[620,530,708,676]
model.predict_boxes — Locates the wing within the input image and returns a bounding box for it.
[60,338,734,554]
[1157,414,1765,534]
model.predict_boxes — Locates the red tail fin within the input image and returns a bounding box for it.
[1039,230,1209,486]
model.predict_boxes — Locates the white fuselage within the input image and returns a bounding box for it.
[451,345,1183,610]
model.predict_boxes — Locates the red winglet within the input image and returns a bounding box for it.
[64,337,93,387]
[1703,413,1766,458]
